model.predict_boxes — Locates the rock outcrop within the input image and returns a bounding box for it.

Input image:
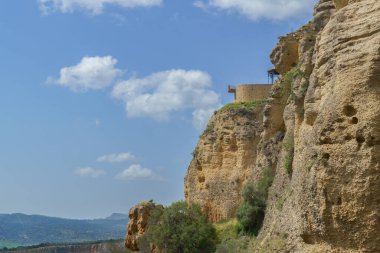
[125,202,161,253]
[185,103,265,222]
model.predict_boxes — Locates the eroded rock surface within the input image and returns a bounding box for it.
[257,0,380,252]
[184,0,379,252]
[333,0,349,10]
[185,104,265,222]
[125,202,161,252]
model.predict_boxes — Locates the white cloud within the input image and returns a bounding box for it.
[192,108,216,130]
[194,0,316,21]
[75,167,106,178]
[115,164,157,180]
[112,69,221,130]
[47,56,121,92]
[38,0,162,15]
[97,152,135,163]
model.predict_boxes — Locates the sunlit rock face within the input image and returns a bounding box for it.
[185,104,266,223]
[256,0,380,252]
[185,0,379,251]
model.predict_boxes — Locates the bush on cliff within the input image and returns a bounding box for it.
[142,201,217,253]
[218,100,264,113]
[236,168,274,235]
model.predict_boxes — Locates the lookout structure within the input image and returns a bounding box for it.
[228,84,272,103]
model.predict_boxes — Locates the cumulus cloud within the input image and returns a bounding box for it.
[38,0,162,15]
[75,167,106,178]
[194,0,316,21]
[115,164,157,180]
[97,152,135,163]
[112,69,221,130]
[47,56,121,92]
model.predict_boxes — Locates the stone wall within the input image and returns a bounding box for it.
[235,84,272,102]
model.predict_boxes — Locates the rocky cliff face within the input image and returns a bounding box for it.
[185,103,265,222]
[125,202,161,253]
[258,0,380,252]
[185,0,380,252]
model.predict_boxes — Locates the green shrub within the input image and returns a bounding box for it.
[283,139,294,176]
[218,100,264,113]
[283,68,304,84]
[191,146,199,157]
[142,201,217,253]
[236,168,274,235]
[257,168,275,198]
[215,237,250,253]
[214,219,239,242]
[201,122,214,136]
[281,67,306,104]
[236,202,265,235]
[276,195,286,211]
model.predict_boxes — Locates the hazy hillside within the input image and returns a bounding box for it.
[0,240,129,253]
[0,213,128,248]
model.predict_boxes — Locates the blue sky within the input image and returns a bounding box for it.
[0,0,316,219]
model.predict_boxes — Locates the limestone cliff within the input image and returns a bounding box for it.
[258,0,380,252]
[125,202,161,253]
[185,0,380,252]
[185,103,265,223]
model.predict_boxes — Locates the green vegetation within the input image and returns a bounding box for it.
[142,201,217,253]
[276,195,286,211]
[236,168,274,235]
[106,240,132,253]
[281,67,308,104]
[137,200,155,207]
[191,146,199,157]
[259,237,287,252]
[214,219,239,242]
[200,100,265,137]
[215,236,251,253]
[283,67,304,84]
[201,122,215,136]
[214,219,256,253]
[283,139,295,176]
[218,100,264,113]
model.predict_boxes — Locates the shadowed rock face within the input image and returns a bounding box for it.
[185,105,265,223]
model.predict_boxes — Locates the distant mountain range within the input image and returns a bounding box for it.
[0,239,129,253]
[0,213,129,248]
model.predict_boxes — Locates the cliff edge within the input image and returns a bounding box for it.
[185,102,266,223]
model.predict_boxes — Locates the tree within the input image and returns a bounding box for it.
[142,201,217,253]
[236,168,274,235]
